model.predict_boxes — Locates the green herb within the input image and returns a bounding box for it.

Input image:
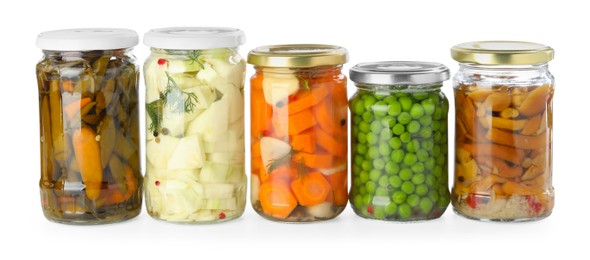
[146,72,199,132]
[297,75,310,91]
[187,50,205,70]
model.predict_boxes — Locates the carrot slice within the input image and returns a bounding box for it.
[326,170,348,206]
[252,140,262,158]
[72,126,103,200]
[251,89,272,136]
[287,109,317,135]
[259,166,270,183]
[290,130,316,153]
[502,180,544,196]
[486,128,547,149]
[291,172,332,206]
[282,87,329,115]
[61,80,75,92]
[269,165,299,182]
[251,72,264,90]
[293,152,334,169]
[64,97,91,120]
[316,127,347,157]
[259,180,297,219]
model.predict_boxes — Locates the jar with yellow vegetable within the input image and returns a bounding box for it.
[451,41,555,221]
[36,29,142,224]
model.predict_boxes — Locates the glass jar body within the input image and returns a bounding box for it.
[143,48,247,223]
[250,65,348,222]
[37,48,142,224]
[349,83,450,221]
[452,63,554,221]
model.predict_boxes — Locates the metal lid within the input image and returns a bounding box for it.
[451,41,554,65]
[36,28,138,51]
[144,27,245,50]
[349,61,450,85]
[247,44,348,68]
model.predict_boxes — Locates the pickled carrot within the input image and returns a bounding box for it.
[64,97,91,120]
[486,127,547,150]
[252,140,262,158]
[287,109,317,135]
[290,130,316,153]
[251,72,264,90]
[291,172,331,206]
[502,180,543,196]
[461,143,527,165]
[326,170,348,206]
[316,127,347,157]
[251,89,272,136]
[269,165,298,182]
[293,152,334,169]
[259,180,297,219]
[282,87,329,115]
[72,126,103,200]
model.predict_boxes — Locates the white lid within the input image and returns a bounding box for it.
[143,27,246,50]
[36,28,139,51]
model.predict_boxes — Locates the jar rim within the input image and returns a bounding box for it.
[247,44,348,68]
[451,41,554,65]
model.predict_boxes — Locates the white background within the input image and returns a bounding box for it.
[0,0,587,259]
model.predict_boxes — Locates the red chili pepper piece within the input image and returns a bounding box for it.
[367,205,374,214]
[467,193,478,209]
[157,58,167,65]
[219,212,226,219]
[155,180,160,186]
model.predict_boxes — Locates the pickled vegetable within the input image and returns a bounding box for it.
[250,67,348,222]
[37,50,142,224]
[349,88,450,221]
[452,84,554,220]
[144,48,246,223]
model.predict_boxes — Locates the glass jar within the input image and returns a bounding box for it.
[143,27,247,223]
[36,28,142,224]
[349,61,451,221]
[450,41,555,221]
[248,45,348,222]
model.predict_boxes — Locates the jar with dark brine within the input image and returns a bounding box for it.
[349,61,451,221]
[248,45,349,222]
[36,29,142,224]
[451,41,555,221]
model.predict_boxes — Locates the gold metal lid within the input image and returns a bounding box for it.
[451,41,554,65]
[247,44,348,68]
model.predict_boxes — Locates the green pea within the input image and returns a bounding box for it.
[360,171,370,182]
[419,127,432,138]
[425,175,435,186]
[432,145,441,156]
[370,121,382,133]
[421,99,435,115]
[362,194,373,206]
[353,176,361,186]
[392,123,405,135]
[441,134,448,145]
[357,132,367,144]
[353,99,365,114]
[368,147,380,159]
[381,116,396,128]
[407,120,421,134]
[354,155,364,166]
[366,181,376,193]
[433,166,443,178]
[391,150,405,163]
[383,96,397,104]
[373,158,385,170]
[432,121,441,131]
[366,132,378,145]
[404,153,417,165]
[406,139,420,153]
[361,160,372,170]
[416,184,429,196]
[400,132,411,143]
[389,137,402,149]
[385,162,400,175]
[353,115,362,125]
[401,181,416,194]
[438,194,450,207]
[412,92,429,100]
[378,175,389,187]
[398,203,412,218]
[440,121,448,133]
[421,140,434,151]
[419,198,434,214]
[363,95,377,111]
[399,168,413,181]
[375,187,389,197]
[399,96,412,112]
[385,202,398,216]
[410,103,425,119]
[356,143,368,155]
[380,128,391,141]
[397,112,412,125]
[362,111,374,122]
[388,101,402,116]
[374,92,388,100]
[352,126,359,137]
[373,101,388,117]
[428,191,439,202]
[433,106,442,120]
[424,158,435,170]
[407,194,420,207]
[392,191,407,204]
[389,176,402,188]
[411,163,425,174]
[369,169,381,181]
[359,121,370,133]
[419,116,432,126]
[416,149,429,162]
[433,132,442,143]
[374,206,386,219]
[436,154,446,166]
[395,92,409,98]
[379,143,391,156]
[359,186,367,195]
[428,92,440,104]
[353,194,363,208]
[412,173,425,184]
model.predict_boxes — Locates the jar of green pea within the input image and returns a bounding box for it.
[349,61,451,221]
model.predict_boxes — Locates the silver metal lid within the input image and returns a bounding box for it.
[349,61,450,85]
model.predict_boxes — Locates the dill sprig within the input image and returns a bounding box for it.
[187,50,205,70]
[146,72,199,132]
